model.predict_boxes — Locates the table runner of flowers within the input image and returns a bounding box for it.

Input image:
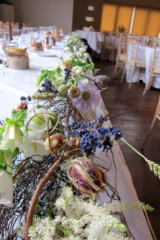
[0,32,158,240]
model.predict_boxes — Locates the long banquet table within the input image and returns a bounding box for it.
[0,43,154,240]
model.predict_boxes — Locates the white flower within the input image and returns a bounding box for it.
[4,151,13,172]
[73,45,77,52]
[79,46,87,53]
[54,73,65,88]
[72,80,101,112]
[63,52,74,61]
[0,123,22,152]
[24,107,52,139]
[72,66,83,75]
[77,51,82,59]
[83,52,90,60]
[65,36,70,42]
[22,135,49,161]
[0,171,13,207]
[64,46,70,52]
[53,59,65,71]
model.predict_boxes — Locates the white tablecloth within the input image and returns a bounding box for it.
[76,30,104,53]
[126,45,160,89]
[0,45,153,239]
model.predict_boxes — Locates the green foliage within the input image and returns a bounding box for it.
[36,67,63,87]
[12,110,27,127]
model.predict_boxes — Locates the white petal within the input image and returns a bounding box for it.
[0,171,13,207]
[22,139,48,161]
[0,123,22,152]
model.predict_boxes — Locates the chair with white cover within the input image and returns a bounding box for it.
[141,96,160,148]
[112,33,127,79]
[23,22,31,27]
[101,32,117,63]
[121,34,146,88]
[0,21,11,40]
[143,38,160,95]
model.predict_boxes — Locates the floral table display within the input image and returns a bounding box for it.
[0,32,158,240]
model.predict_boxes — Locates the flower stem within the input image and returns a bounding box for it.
[121,138,145,159]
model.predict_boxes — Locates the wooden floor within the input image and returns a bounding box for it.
[94,59,160,240]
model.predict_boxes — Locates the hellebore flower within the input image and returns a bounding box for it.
[22,135,49,161]
[0,171,13,207]
[72,80,100,112]
[24,107,53,139]
[68,157,107,198]
[0,123,22,153]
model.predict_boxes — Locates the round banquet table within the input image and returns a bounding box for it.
[126,44,160,89]
[76,30,104,53]
[0,42,154,240]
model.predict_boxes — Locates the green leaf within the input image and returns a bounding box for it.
[0,124,7,142]
[12,110,27,124]
[94,68,100,74]
[36,105,44,109]
[6,118,14,124]
[5,147,19,156]
[49,111,57,126]
[36,75,43,87]
[41,70,47,74]
[0,150,5,164]
[85,78,89,84]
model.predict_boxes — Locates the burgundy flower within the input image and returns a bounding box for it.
[68,157,107,198]
[45,134,81,158]
[17,101,28,110]
[45,133,66,155]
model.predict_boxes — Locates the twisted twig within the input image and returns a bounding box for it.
[25,157,63,240]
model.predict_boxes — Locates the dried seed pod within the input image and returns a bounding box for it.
[68,157,107,198]
[68,86,80,99]
[58,84,68,96]
[64,61,72,69]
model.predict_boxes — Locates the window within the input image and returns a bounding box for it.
[100,4,118,32]
[132,8,149,35]
[101,4,160,37]
[145,11,160,37]
[115,6,133,33]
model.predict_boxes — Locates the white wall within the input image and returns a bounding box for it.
[10,0,74,33]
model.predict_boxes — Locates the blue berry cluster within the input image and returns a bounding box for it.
[68,115,122,156]
[64,68,71,84]
[20,95,32,101]
[94,82,103,92]
[37,79,58,94]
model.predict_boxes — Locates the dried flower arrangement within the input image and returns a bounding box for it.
[0,32,158,240]
[118,26,126,33]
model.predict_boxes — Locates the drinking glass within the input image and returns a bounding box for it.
[0,32,7,75]
[12,29,22,45]
[18,31,26,47]
[39,26,47,41]
[22,27,33,44]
